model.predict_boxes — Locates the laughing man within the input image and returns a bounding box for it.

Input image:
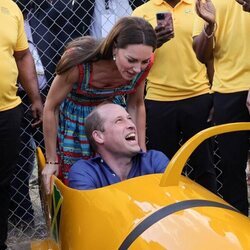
[69,103,169,189]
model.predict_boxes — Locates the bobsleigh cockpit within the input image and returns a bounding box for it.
[32,122,250,250]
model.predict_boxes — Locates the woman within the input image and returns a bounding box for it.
[42,16,157,193]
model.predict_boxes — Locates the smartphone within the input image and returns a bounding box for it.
[156,11,174,31]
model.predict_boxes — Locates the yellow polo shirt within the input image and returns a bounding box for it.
[132,0,210,101]
[193,0,250,93]
[0,0,28,111]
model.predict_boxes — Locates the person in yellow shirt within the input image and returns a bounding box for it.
[0,0,43,248]
[193,0,250,216]
[133,0,217,193]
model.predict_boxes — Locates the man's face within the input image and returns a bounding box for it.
[98,104,140,157]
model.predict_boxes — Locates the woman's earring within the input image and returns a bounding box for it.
[113,55,116,61]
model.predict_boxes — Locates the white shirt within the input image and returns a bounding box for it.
[24,20,47,90]
[90,0,132,38]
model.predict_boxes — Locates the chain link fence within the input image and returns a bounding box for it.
[8,0,149,248]
[7,0,248,248]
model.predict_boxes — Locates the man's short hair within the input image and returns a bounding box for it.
[85,102,111,152]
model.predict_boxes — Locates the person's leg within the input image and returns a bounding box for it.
[9,96,35,228]
[214,91,250,215]
[179,94,217,193]
[0,105,22,249]
[145,100,180,159]
[9,128,35,227]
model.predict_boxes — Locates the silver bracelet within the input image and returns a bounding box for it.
[46,161,59,165]
[203,23,217,39]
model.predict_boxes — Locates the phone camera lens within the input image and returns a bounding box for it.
[157,13,165,20]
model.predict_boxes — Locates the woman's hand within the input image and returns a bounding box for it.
[42,164,59,194]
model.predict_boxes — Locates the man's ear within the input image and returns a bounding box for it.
[92,130,104,144]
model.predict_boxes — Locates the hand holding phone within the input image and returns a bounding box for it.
[156,11,174,31]
[155,11,174,48]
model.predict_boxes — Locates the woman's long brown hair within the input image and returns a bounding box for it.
[56,16,157,75]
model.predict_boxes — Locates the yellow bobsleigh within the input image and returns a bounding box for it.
[32,122,250,250]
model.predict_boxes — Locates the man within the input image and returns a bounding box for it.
[132,0,217,192]
[68,103,169,190]
[0,0,43,248]
[193,0,250,215]
[71,0,147,38]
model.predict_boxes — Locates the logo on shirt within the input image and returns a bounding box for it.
[184,8,193,14]
[1,7,10,15]
[51,184,63,243]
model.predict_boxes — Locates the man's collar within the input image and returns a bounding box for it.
[92,150,144,162]
[92,155,103,162]
[153,0,192,6]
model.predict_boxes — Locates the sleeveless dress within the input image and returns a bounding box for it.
[57,62,151,184]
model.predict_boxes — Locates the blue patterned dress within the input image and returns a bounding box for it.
[57,62,151,184]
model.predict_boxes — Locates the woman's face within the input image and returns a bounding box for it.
[114,44,153,80]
